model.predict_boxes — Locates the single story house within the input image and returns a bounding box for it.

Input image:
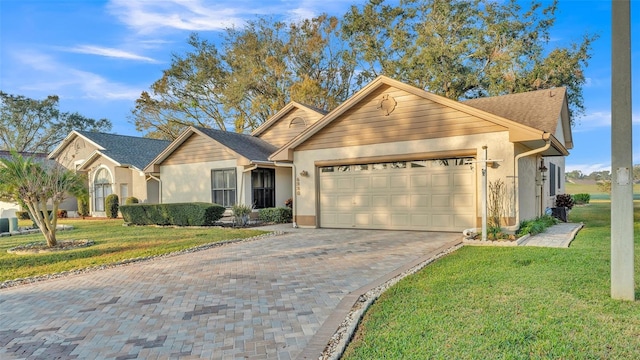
[48,131,171,216]
[143,76,571,233]
[270,76,572,232]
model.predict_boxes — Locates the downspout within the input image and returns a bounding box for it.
[506,137,551,231]
[274,161,298,228]
[148,174,162,204]
[240,164,258,206]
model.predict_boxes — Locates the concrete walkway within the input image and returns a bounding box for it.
[0,226,460,360]
[519,222,584,248]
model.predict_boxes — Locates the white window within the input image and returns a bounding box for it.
[211,169,236,207]
[94,168,112,212]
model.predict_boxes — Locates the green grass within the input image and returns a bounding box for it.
[343,202,640,359]
[0,219,266,282]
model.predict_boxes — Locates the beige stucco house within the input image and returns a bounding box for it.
[144,102,325,211]
[270,76,572,232]
[49,131,170,216]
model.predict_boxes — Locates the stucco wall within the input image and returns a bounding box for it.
[293,131,515,227]
[275,167,293,208]
[161,159,237,204]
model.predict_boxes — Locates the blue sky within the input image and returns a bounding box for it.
[0,0,638,175]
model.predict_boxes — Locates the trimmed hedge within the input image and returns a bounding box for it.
[125,196,139,205]
[120,202,225,226]
[77,197,90,217]
[106,194,119,218]
[258,207,292,224]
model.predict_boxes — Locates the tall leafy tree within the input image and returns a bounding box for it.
[132,15,356,139]
[0,152,88,247]
[0,92,112,153]
[342,0,596,122]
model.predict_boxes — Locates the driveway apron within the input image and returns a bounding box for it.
[0,227,459,359]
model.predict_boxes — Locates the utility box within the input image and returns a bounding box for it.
[0,218,9,233]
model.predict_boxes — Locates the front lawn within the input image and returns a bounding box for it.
[343,202,640,359]
[0,219,266,282]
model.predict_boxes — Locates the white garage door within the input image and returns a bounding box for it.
[319,158,476,232]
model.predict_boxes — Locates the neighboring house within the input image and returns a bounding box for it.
[144,102,325,211]
[270,76,572,232]
[0,150,51,218]
[48,131,171,216]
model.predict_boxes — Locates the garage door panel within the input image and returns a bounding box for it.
[455,214,475,227]
[431,194,451,207]
[355,213,371,226]
[320,177,337,191]
[390,175,408,188]
[354,177,370,189]
[454,173,474,186]
[337,195,353,208]
[321,194,337,207]
[353,195,370,207]
[432,174,451,187]
[370,213,388,226]
[371,176,389,188]
[454,194,474,207]
[337,178,354,190]
[321,212,338,227]
[337,213,354,226]
[391,214,409,226]
[391,195,409,207]
[410,175,429,188]
[432,214,453,228]
[410,214,430,227]
[411,194,429,208]
[372,195,389,207]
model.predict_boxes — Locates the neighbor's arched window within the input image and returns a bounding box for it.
[94,168,112,212]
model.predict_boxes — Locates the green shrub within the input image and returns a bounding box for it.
[120,202,225,226]
[106,194,119,218]
[15,211,30,220]
[77,197,90,217]
[572,193,590,205]
[258,207,293,224]
[517,215,558,236]
[125,196,139,205]
[555,194,575,210]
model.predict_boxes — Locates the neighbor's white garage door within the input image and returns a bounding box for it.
[319,159,476,232]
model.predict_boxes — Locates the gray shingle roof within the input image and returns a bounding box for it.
[0,150,48,161]
[463,87,567,133]
[194,127,278,162]
[77,131,171,170]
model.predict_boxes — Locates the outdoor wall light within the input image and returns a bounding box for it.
[539,158,548,181]
[299,170,309,177]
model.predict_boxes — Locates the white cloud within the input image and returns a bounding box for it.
[107,0,247,34]
[565,163,611,174]
[573,110,610,132]
[8,50,143,101]
[65,45,159,63]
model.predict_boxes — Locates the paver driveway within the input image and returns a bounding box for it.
[0,226,460,360]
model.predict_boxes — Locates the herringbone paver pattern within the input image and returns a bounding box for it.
[0,227,459,359]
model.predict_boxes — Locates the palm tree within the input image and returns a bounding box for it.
[0,151,87,247]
